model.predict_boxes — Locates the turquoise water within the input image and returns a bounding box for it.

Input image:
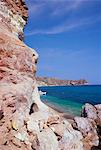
[38,85,101,116]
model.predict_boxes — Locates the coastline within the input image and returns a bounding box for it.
[38,84,89,87]
[38,84,101,87]
[42,100,74,120]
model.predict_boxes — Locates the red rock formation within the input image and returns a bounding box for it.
[0,1,100,150]
[0,0,28,40]
[0,1,38,149]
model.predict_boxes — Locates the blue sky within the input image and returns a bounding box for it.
[24,0,101,84]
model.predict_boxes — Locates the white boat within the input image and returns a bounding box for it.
[39,90,47,96]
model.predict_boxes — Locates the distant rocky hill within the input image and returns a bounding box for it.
[36,77,88,86]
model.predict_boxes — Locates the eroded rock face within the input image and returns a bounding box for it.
[74,117,99,149]
[82,103,101,125]
[0,0,38,148]
[37,128,59,150]
[82,103,97,121]
[59,129,83,150]
[0,0,28,40]
[81,103,101,149]
[0,1,101,150]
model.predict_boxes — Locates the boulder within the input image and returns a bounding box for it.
[47,115,60,125]
[59,126,83,150]
[95,104,101,125]
[50,123,66,137]
[82,103,97,121]
[27,119,40,134]
[82,103,101,125]
[95,104,101,110]
[26,111,50,133]
[74,117,99,147]
[37,128,59,150]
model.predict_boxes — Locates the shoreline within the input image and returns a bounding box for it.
[42,100,74,120]
[38,84,89,87]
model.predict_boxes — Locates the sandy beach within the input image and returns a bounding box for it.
[42,100,74,120]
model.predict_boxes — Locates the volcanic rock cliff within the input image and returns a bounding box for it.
[0,1,101,150]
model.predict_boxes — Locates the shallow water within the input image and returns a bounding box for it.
[38,85,101,116]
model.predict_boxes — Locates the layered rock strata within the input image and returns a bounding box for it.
[0,1,101,150]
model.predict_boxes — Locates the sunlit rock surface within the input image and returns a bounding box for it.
[0,1,101,150]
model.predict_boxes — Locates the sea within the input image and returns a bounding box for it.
[38,85,101,116]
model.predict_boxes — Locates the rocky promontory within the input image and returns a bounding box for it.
[0,1,100,150]
[36,77,88,86]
